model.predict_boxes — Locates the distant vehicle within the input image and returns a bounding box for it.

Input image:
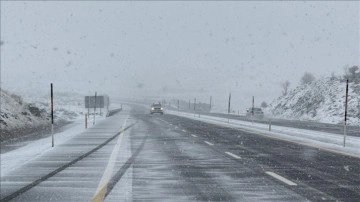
[246,107,264,119]
[150,103,164,115]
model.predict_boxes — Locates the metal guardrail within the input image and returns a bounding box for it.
[106,108,123,117]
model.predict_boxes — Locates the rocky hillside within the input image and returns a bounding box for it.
[0,90,52,140]
[0,89,83,141]
[269,77,360,126]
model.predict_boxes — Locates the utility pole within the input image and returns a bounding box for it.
[177,99,179,111]
[344,79,349,147]
[210,96,212,111]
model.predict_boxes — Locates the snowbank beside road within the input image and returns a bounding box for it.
[0,116,106,177]
[167,110,360,158]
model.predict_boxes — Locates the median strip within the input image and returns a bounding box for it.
[265,171,297,186]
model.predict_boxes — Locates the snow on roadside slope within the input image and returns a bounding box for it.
[168,110,360,158]
[269,77,360,126]
[0,90,47,129]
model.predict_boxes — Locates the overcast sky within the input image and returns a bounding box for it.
[1,1,359,110]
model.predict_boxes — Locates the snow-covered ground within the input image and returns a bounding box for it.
[1,89,123,143]
[0,115,106,177]
[167,110,360,158]
[269,78,360,126]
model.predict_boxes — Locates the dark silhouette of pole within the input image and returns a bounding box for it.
[93,92,97,125]
[252,96,254,123]
[194,98,196,117]
[87,96,90,118]
[51,83,54,147]
[228,93,231,123]
[344,79,349,147]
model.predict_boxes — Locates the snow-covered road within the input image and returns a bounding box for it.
[167,110,360,158]
[1,105,359,201]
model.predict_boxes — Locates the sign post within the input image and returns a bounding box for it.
[85,114,88,129]
[87,97,90,118]
[343,79,349,147]
[93,92,97,125]
[51,83,54,147]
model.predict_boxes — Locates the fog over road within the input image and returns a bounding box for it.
[1,105,359,201]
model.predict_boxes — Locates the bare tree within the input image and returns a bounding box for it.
[330,72,337,81]
[343,65,360,82]
[281,80,290,96]
[348,65,360,82]
[260,101,268,108]
[349,66,359,78]
[343,65,351,80]
[300,72,316,85]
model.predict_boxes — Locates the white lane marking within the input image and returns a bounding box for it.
[182,129,187,132]
[204,141,214,146]
[93,119,128,199]
[225,152,241,159]
[191,134,198,138]
[265,171,297,186]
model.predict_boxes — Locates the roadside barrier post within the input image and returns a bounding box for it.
[269,119,272,131]
[228,93,231,123]
[194,98,196,117]
[85,114,88,129]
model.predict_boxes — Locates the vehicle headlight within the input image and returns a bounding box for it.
[151,107,154,110]
[161,107,163,110]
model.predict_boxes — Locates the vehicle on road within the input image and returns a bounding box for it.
[246,107,264,119]
[150,103,164,115]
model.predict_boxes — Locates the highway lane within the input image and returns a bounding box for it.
[155,113,360,201]
[130,109,307,201]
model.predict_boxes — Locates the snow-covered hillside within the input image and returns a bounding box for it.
[269,77,360,126]
[0,90,51,140]
[0,90,86,141]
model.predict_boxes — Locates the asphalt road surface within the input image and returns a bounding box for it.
[1,106,359,201]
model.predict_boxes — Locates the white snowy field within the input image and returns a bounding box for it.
[167,110,360,158]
